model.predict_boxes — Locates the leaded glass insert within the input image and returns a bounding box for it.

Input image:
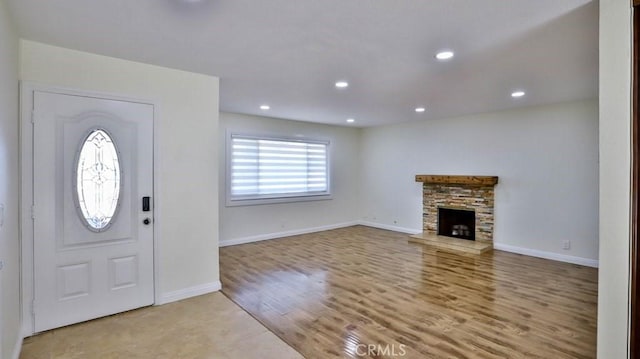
[76,129,121,231]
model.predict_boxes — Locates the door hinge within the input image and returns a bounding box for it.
[31,205,35,220]
[31,110,35,124]
[31,301,36,316]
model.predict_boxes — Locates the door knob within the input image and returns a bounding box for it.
[143,218,151,225]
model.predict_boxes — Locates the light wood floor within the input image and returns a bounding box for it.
[220,226,598,359]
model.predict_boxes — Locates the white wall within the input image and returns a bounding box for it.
[20,41,220,304]
[0,0,21,358]
[360,100,599,264]
[598,0,631,357]
[219,112,360,245]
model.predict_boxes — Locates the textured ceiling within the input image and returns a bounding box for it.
[5,0,598,127]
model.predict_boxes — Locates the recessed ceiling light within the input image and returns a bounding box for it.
[346,118,355,123]
[260,105,270,110]
[511,91,526,98]
[335,81,349,88]
[435,51,454,60]
[415,107,426,113]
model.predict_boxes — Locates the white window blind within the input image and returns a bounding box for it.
[228,134,330,203]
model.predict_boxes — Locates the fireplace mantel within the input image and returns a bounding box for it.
[415,175,498,186]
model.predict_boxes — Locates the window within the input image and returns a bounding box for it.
[75,129,122,231]
[227,134,330,205]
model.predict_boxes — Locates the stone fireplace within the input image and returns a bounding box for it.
[410,175,498,254]
[438,207,475,241]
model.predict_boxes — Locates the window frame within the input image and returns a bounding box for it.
[225,132,332,206]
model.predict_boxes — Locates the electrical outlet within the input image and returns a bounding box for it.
[562,240,571,250]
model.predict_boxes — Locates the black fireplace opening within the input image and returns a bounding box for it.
[437,207,475,241]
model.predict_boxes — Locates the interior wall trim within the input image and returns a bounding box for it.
[219,221,598,268]
[630,2,640,357]
[493,243,599,268]
[11,328,23,359]
[157,281,222,305]
[219,221,360,247]
[356,221,421,235]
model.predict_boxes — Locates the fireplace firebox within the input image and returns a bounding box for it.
[437,207,475,241]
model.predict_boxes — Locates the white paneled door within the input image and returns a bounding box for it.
[32,91,154,332]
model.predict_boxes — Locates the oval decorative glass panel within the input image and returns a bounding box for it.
[75,129,121,231]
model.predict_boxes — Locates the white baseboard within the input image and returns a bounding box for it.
[12,327,24,359]
[157,281,222,305]
[357,221,422,235]
[494,243,599,268]
[219,221,360,247]
[219,221,598,268]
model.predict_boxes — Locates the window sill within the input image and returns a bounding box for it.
[225,194,333,207]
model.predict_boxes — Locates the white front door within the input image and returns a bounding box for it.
[32,91,154,332]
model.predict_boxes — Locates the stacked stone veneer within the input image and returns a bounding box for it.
[422,184,496,242]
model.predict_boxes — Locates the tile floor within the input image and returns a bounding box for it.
[20,292,303,359]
